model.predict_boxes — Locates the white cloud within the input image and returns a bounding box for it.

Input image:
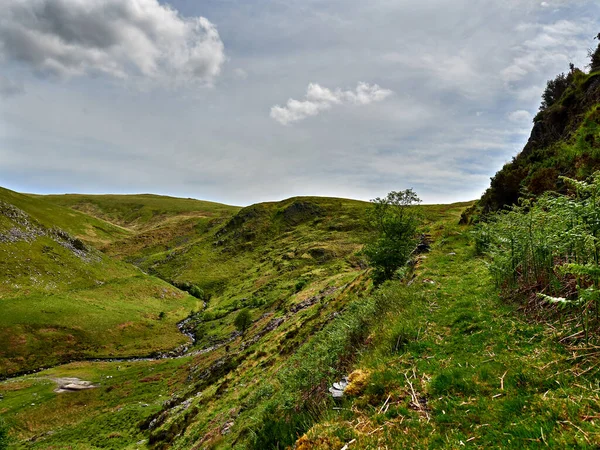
[270,82,393,125]
[508,109,533,123]
[0,0,225,85]
[501,19,593,84]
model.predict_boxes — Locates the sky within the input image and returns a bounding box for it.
[0,0,599,206]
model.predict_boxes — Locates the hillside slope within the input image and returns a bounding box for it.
[39,193,240,231]
[0,188,200,377]
[0,202,470,449]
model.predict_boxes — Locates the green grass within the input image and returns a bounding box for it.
[0,188,200,376]
[294,224,600,448]
[0,188,130,246]
[0,189,476,449]
[0,358,192,448]
[38,193,240,231]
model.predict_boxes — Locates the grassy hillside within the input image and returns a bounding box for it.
[0,188,130,246]
[39,193,240,231]
[0,201,471,449]
[0,188,200,377]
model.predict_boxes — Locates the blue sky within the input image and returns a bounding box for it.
[0,0,599,205]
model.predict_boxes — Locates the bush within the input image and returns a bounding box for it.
[234,309,252,335]
[590,34,600,72]
[294,278,308,292]
[363,189,421,285]
[476,173,600,342]
[540,72,569,111]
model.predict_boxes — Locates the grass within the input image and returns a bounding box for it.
[0,358,192,448]
[0,186,484,449]
[38,193,240,231]
[294,223,600,448]
[0,187,200,377]
[0,188,130,246]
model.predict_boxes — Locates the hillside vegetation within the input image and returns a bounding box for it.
[0,188,200,377]
[0,191,470,448]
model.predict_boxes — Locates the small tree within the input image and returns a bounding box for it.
[363,189,421,285]
[234,309,252,335]
[540,73,569,111]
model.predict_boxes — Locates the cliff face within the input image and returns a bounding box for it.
[464,67,600,222]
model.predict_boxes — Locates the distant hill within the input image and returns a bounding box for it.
[0,188,199,377]
[38,193,240,231]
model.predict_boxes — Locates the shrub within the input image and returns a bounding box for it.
[295,278,308,292]
[476,173,600,342]
[363,189,421,285]
[590,33,600,72]
[234,309,252,335]
[540,72,569,111]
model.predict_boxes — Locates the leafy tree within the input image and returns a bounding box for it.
[540,72,569,111]
[234,309,252,335]
[363,189,421,285]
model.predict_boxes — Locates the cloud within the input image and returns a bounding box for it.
[270,82,393,125]
[0,75,24,98]
[501,19,593,84]
[0,0,225,85]
[508,110,533,123]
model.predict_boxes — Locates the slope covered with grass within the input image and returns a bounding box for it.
[0,188,200,377]
[39,193,240,231]
[0,199,471,449]
[287,222,600,449]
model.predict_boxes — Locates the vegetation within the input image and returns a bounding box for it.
[363,189,421,284]
[291,222,600,448]
[3,33,600,445]
[0,416,9,450]
[234,309,252,335]
[475,173,600,343]
[0,187,200,377]
[590,33,600,72]
[540,72,570,111]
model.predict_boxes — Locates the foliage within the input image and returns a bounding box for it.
[294,277,308,292]
[540,72,570,111]
[475,173,600,342]
[363,189,421,284]
[590,33,600,72]
[468,37,600,220]
[278,225,600,448]
[0,417,8,450]
[234,309,252,335]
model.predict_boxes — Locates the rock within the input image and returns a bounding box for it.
[329,377,349,399]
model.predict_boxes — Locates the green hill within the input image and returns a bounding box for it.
[38,193,240,231]
[0,188,200,377]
